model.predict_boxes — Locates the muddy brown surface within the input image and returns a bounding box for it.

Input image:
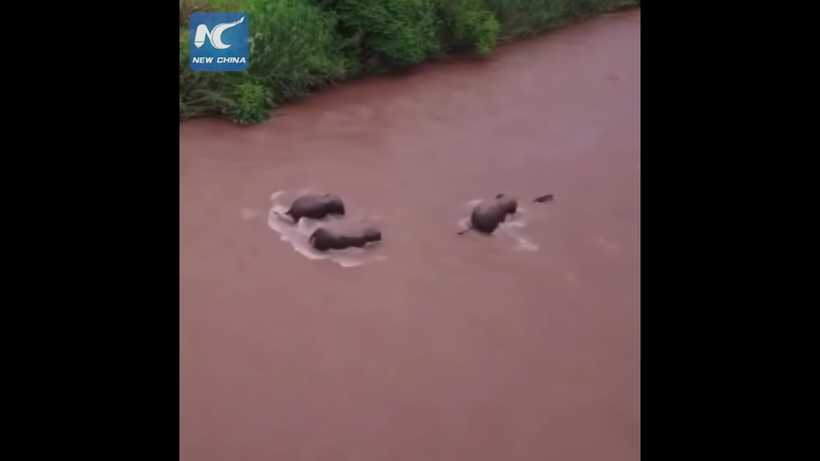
[180,9,640,461]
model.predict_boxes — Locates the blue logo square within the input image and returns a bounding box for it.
[189,12,249,72]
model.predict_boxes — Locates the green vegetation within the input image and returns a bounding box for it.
[179,0,638,124]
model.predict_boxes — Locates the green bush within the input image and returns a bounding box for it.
[331,0,441,68]
[245,0,352,96]
[438,0,500,55]
[179,0,639,124]
[225,80,272,124]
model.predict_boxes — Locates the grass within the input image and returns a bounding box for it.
[179,0,639,124]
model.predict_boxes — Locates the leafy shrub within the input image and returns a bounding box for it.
[331,0,441,68]
[244,0,353,100]
[225,80,272,124]
[437,0,500,55]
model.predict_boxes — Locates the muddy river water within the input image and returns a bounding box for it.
[180,9,640,461]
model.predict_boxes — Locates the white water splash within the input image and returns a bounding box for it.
[268,190,386,268]
[458,199,539,252]
[498,214,539,252]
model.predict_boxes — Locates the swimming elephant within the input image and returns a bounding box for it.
[309,221,382,252]
[285,193,345,223]
[457,193,555,235]
[458,193,518,235]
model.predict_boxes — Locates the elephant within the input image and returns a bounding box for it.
[458,193,555,235]
[285,193,345,223]
[309,221,382,251]
[458,193,519,235]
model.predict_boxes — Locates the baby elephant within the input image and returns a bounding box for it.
[285,193,346,223]
[458,193,518,235]
[309,221,382,252]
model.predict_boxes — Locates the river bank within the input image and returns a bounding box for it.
[180,0,638,124]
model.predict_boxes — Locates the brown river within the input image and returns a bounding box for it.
[180,9,640,461]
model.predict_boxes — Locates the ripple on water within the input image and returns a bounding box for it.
[267,190,387,268]
[458,199,539,252]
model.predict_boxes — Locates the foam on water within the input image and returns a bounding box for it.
[267,190,386,268]
[459,199,540,252]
